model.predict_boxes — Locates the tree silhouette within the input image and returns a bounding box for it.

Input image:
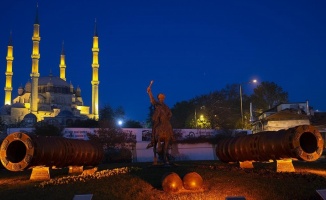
[250,81,288,113]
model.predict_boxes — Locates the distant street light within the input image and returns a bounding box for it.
[198,114,207,135]
[240,79,257,129]
[117,120,123,127]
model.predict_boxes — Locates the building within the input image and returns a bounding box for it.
[0,5,100,127]
[251,101,312,133]
[251,101,326,143]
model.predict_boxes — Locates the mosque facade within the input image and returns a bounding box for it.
[0,6,100,127]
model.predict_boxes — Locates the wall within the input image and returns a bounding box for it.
[6,127,220,162]
[133,142,218,162]
[264,120,310,131]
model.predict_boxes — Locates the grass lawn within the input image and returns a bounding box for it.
[1,159,326,200]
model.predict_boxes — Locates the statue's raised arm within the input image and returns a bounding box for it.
[147,80,156,105]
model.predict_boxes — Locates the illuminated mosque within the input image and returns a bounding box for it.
[0,6,100,127]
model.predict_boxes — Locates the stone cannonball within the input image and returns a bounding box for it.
[182,172,203,190]
[161,172,183,193]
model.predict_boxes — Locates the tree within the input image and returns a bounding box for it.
[87,120,136,163]
[33,122,63,136]
[170,84,245,130]
[168,82,289,130]
[69,119,99,127]
[114,106,125,120]
[171,101,196,128]
[99,104,126,128]
[123,120,143,128]
[201,86,241,130]
[100,104,115,123]
[145,105,155,128]
[88,126,129,150]
[250,81,288,113]
[0,117,6,133]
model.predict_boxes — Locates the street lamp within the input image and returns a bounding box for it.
[198,114,207,135]
[240,79,257,129]
[117,119,123,127]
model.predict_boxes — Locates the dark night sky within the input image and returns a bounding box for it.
[0,0,325,122]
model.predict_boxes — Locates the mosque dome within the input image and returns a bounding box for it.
[39,76,70,87]
[47,80,53,86]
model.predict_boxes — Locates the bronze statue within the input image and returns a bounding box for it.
[146,80,174,164]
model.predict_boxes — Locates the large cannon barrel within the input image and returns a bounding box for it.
[216,125,324,163]
[0,132,104,172]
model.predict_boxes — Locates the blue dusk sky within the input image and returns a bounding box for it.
[0,0,325,122]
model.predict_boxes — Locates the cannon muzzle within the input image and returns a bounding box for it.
[0,132,104,172]
[216,125,324,163]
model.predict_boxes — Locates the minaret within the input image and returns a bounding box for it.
[30,5,41,113]
[91,20,100,120]
[59,41,66,81]
[4,32,14,105]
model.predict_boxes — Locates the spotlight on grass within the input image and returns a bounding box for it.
[161,172,183,193]
[183,172,203,190]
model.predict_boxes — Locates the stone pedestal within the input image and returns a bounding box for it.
[69,166,84,175]
[276,159,295,172]
[82,167,98,175]
[239,161,254,169]
[30,166,50,181]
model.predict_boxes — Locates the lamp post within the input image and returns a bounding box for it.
[240,84,243,129]
[240,79,257,129]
